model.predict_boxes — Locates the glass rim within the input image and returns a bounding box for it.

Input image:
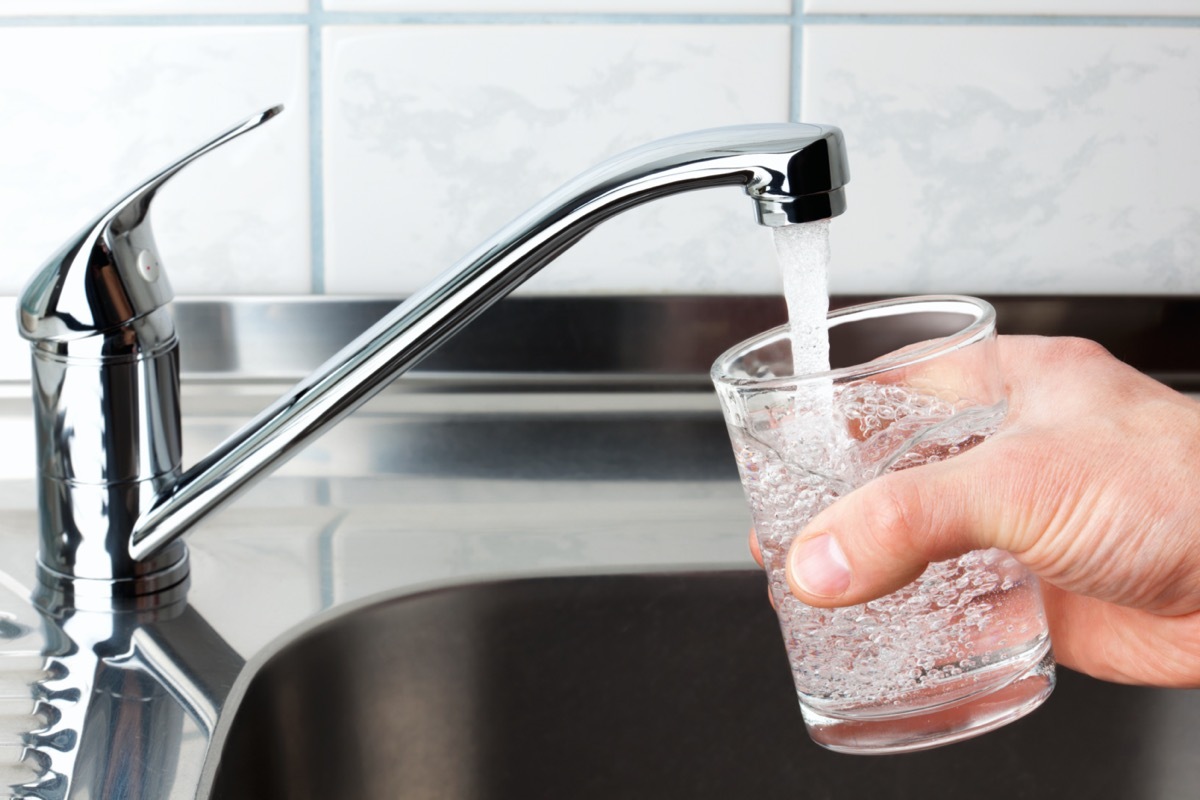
[710,294,996,391]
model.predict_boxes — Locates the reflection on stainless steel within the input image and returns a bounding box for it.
[17,591,241,799]
[13,108,850,797]
[163,294,1200,389]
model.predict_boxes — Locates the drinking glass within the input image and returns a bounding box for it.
[711,295,1054,754]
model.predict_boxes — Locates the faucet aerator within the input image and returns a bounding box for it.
[753,188,849,227]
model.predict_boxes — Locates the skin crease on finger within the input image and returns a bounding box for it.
[748,336,1200,689]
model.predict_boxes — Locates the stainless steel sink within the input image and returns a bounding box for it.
[0,295,1195,798]
[208,571,1200,800]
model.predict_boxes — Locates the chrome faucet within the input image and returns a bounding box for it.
[19,106,849,604]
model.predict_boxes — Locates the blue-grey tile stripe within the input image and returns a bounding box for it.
[309,16,326,293]
[799,14,1200,27]
[0,12,1195,26]
[0,13,791,26]
[789,1,803,123]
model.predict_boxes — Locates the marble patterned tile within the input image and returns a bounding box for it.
[0,0,307,14]
[0,26,310,296]
[804,0,1200,15]
[322,24,791,295]
[324,1,789,13]
[802,24,1200,295]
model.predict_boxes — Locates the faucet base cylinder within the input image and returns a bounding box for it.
[34,546,190,611]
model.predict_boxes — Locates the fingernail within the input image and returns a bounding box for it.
[790,534,851,598]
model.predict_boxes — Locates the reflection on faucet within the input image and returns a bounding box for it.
[15,586,242,799]
[15,107,849,796]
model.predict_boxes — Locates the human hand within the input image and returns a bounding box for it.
[750,336,1200,688]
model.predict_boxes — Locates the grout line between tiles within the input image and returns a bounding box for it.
[789,0,803,122]
[309,5,326,293]
[1,12,1195,28]
[0,13,793,26]
[797,13,1200,27]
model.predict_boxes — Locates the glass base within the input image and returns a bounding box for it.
[801,648,1056,755]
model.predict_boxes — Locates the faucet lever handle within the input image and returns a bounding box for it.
[19,105,284,344]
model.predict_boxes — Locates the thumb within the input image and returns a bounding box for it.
[785,445,1036,608]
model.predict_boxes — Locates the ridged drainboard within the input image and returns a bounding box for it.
[0,575,50,798]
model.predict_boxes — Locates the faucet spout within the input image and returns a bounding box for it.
[131,123,848,562]
[22,112,848,593]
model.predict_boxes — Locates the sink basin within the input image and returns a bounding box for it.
[208,571,1200,799]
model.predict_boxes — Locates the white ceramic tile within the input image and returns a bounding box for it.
[802,25,1200,295]
[323,24,791,296]
[0,26,310,296]
[325,1,789,13]
[0,0,306,14]
[804,0,1200,14]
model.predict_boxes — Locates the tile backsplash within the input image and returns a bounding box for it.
[323,23,789,294]
[2,4,1197,297]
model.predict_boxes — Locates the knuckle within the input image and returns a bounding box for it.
[1045,336,1111,364]
[981,433,1078,558]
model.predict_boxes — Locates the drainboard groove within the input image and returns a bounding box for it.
[0,578,54,798]
[0,647,50,794]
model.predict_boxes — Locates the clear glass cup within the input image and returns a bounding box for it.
[711,295,1054,755]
